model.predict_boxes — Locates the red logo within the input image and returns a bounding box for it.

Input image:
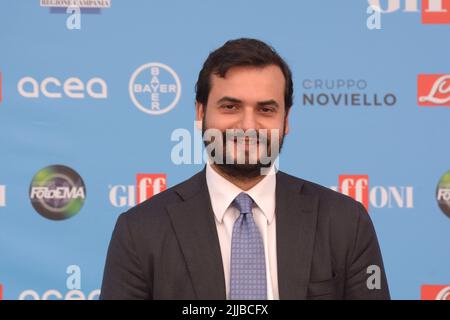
[339,175,369,211]
[422,0,450,24]
[418,74,450,106]
[136,174,167,204]
[421,285,450,300]
[0,283,3,300]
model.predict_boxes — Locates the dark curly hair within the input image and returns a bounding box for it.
[195,38,294,111]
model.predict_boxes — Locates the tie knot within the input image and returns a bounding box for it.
[233,192,254,215]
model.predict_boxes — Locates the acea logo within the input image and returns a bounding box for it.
[436,170,450,218]
[129,62,181,115]
[17,76,107,99]
[418,74,450,107]
[29,165,86,221]
[18,265,100,300]
[421,285,450,300]
[109,173,167,207]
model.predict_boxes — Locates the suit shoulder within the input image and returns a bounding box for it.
[120,170,204,223]
[278,171,366,218]
[278,172,372,253]
[278,171,352,201]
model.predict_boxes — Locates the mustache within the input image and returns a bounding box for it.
[221,130,270,145]
[199,128,273,143]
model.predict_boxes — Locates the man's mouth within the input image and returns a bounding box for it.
[237,138,258,144]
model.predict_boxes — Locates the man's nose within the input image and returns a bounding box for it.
[238,107,258,131]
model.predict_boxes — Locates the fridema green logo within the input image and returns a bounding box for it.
[29,165,86,221]
[436,170,450,219]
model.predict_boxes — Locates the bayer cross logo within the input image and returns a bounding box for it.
[129,62,181,115]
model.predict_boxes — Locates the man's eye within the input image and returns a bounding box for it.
[260,106,274,113]
[222,104,237,110]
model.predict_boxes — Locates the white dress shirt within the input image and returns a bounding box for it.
[205,162,279,300]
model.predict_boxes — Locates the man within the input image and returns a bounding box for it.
[100,38,390,300]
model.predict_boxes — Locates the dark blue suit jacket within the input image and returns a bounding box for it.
[100,168,390,300]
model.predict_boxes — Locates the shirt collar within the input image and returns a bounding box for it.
[205,162,276,225]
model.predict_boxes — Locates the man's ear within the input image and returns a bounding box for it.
[195,102,205,130]
[284,107,291,135]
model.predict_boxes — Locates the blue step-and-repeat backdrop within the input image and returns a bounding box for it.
[0,0,449,300]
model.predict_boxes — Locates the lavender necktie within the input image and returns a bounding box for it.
[230,192,267,300]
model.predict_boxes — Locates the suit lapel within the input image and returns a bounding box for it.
[166,168,319,300]
[276,172,319,299]
[166,169,226,299]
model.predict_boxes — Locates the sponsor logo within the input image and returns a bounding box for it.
[129,62,181,115]
[40,0,111,8]
[301,79,397,108]
[29,165,86,220]
[331,174,414,212]
[421,285,450,300]
[368,0,450,24]
[18,265,100,300]
[109,173,167,208]
[436,170,450,218]
[418,74,450,106]
[422,0,450,24]
[18,76,107,99]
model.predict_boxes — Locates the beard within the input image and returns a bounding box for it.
[202,119,286,179]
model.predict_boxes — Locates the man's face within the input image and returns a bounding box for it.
[196,64,290,177]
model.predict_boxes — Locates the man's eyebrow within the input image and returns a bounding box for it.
[217,96,243,104]
[257,99,279,108]
[217,96,279,108]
